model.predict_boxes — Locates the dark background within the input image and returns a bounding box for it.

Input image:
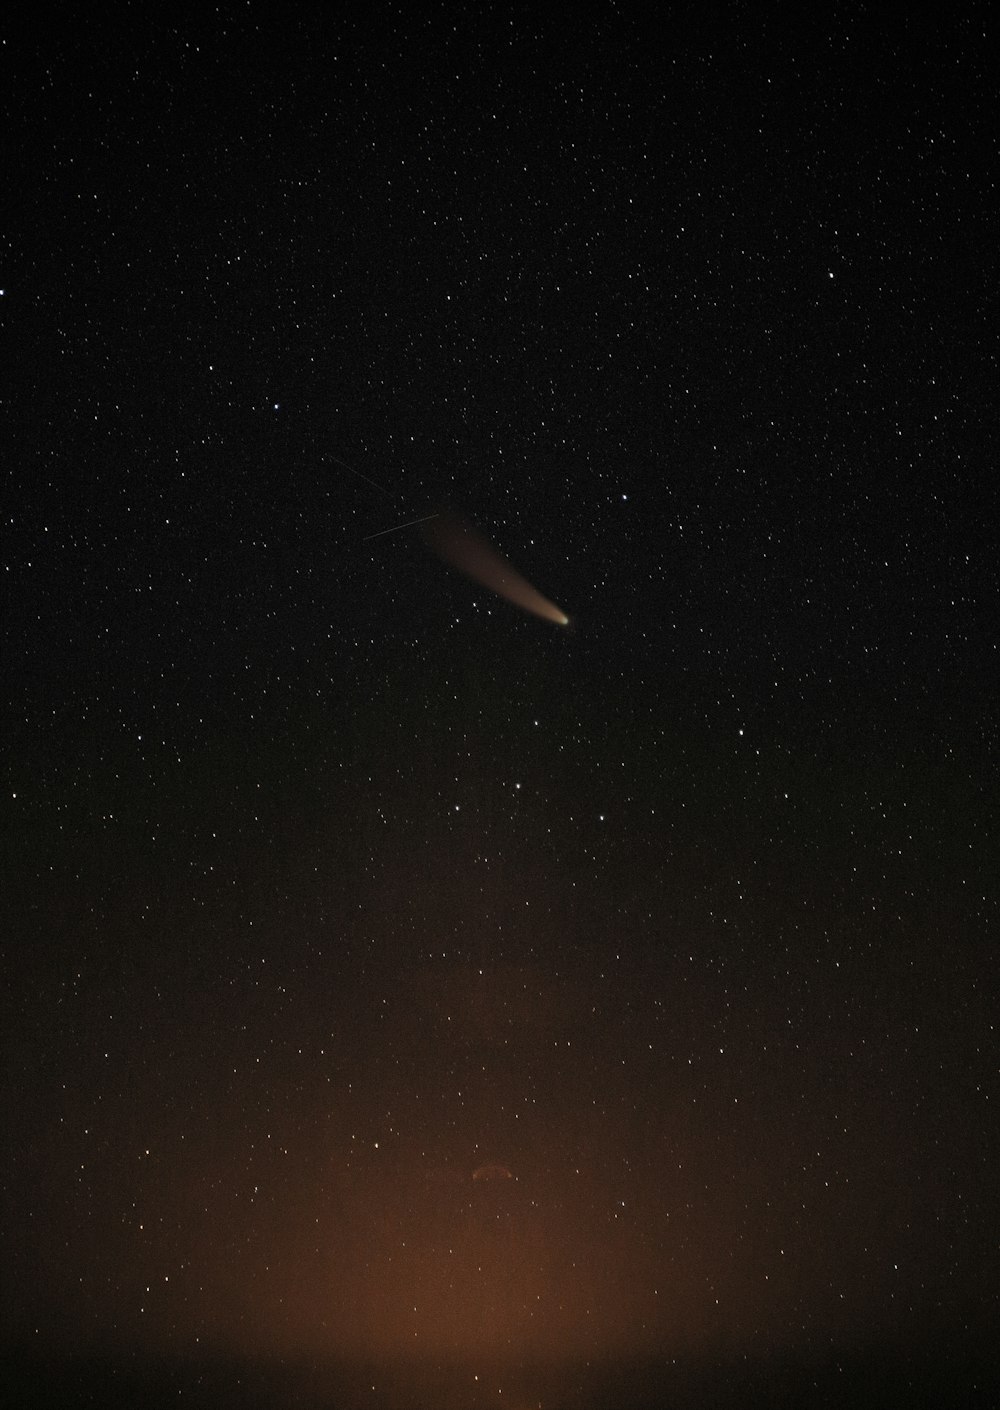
[3,7,997,1407]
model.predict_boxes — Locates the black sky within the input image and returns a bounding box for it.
[2,8,997,1408]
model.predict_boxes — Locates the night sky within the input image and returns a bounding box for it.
[3,9,997,1409]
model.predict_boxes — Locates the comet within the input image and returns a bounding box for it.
[421,511,569,626]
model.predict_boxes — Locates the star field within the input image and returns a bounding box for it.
[2,9,997,1409]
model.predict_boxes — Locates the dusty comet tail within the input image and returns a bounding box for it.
[422,512,569,625]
